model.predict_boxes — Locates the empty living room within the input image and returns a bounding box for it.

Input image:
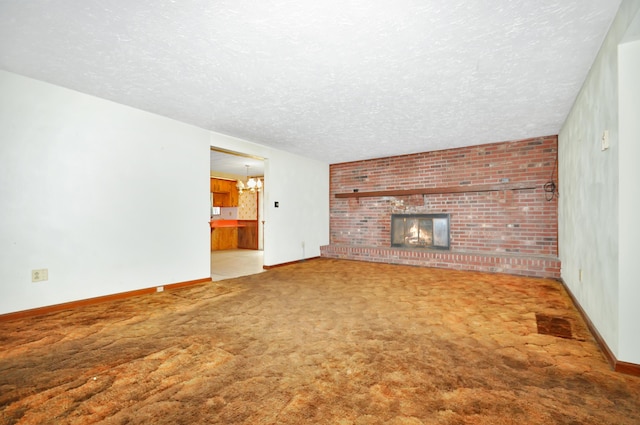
[1,1,639,424]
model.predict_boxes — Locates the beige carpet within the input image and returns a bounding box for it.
[1,259,639,424]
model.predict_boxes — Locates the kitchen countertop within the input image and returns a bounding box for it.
[210,219,256,228]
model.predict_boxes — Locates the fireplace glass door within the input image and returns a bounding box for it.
[391,214,450,250]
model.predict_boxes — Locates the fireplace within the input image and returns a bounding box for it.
[391,213,450,250]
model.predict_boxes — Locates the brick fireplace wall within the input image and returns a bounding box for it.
[321,136,560,278]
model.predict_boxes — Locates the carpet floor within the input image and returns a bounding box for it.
[1,259,639,424]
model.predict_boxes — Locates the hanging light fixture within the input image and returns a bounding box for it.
[236,164,262,194]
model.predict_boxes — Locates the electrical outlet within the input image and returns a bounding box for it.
[32,269,48,282]
[579,269,583,282]
[156,286,164,292]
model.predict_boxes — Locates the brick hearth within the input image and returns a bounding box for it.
[320,245,560,279]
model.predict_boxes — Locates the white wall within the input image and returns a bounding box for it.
[208,133,330,266]
[0,70,330,315]
[558,0,640,364]
[618,37,640,362]
[263,150,329,264]
[0,70,212,315]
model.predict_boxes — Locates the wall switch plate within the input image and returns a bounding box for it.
[32,269,48,282]
[601,130,610,151]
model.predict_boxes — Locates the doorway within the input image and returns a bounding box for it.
[209,147,265,280]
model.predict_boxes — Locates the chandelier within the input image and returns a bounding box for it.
[236,164,262,194]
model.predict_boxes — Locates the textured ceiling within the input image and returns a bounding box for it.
[210,149,264,177]
[0,1,622,164]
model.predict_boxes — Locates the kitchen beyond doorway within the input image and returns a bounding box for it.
[210,147,265,277]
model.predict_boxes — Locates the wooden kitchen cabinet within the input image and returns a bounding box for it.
[210,178,221,193]
[210,178,239,207]
[210,227,238,250]
[212,192,229,207]
[229,185,239,207]
[237,220,258,249]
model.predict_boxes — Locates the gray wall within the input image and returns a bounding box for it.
[558,0,640,364]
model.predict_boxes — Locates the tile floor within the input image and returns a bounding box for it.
[210,249,264,281]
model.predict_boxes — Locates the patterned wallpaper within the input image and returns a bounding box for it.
[238,191,258,220]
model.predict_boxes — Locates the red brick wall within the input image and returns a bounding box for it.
[324,136,559,278]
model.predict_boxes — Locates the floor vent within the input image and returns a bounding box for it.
[535,313,573,339]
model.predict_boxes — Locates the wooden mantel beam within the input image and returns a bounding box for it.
[334,182,538,199]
